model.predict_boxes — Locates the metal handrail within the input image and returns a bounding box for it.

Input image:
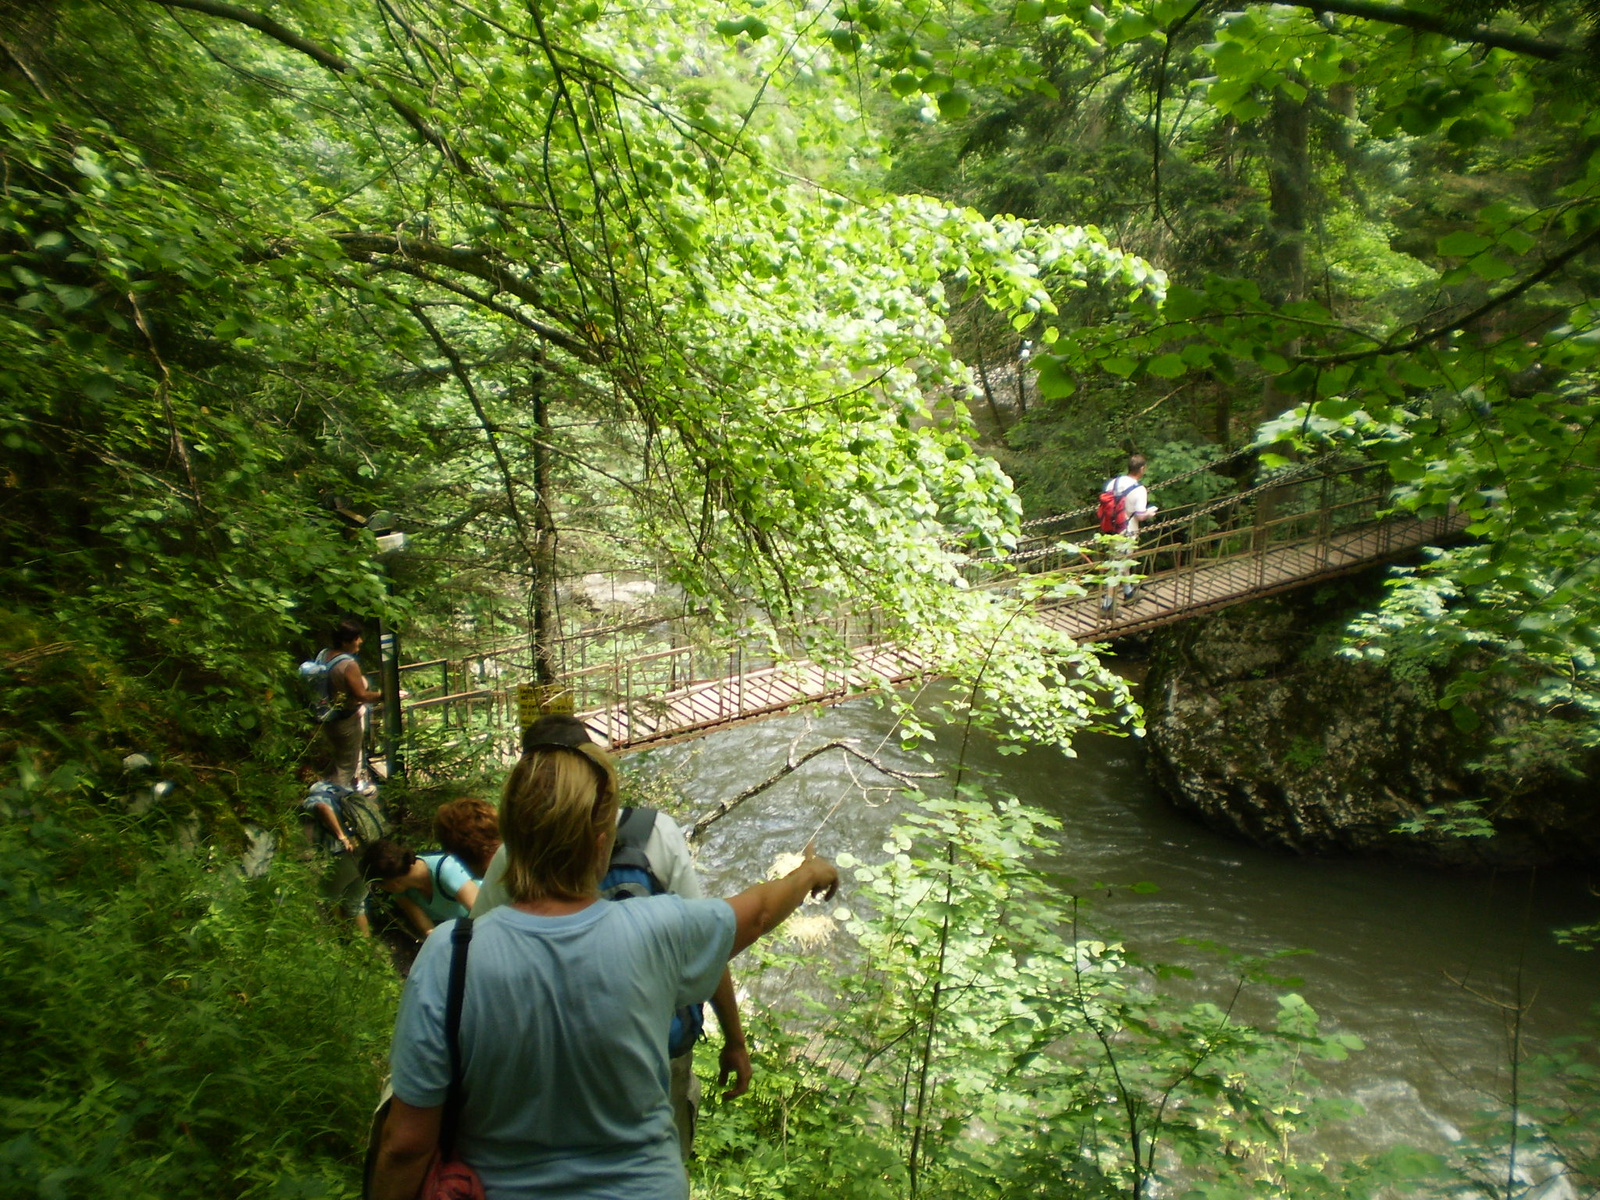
[396,458,1438,761]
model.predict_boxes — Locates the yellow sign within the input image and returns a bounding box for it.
[518,683,574,729]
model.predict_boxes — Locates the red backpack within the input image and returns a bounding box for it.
[1098,478,1138,534]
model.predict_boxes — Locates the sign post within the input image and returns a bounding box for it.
[378,621,404,780]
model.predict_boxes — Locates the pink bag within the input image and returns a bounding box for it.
[422,1155,486,1200]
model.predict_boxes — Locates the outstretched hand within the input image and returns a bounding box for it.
[802,840,839,902]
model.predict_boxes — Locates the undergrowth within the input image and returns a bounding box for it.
[0,756,398,1199]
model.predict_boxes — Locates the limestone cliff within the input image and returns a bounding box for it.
[1142,576,1600,866]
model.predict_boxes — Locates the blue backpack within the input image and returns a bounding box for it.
[601,806,706,1058]
[298,651,355,723]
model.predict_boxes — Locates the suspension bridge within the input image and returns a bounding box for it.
[390,455,1468,763]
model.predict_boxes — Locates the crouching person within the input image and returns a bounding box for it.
[300,780,370,936]
[361,838,480,941]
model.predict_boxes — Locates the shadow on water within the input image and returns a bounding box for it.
[637,691,1598,1158]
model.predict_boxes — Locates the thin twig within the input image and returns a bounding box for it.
[126,290,218,554]
[685,739,939,842]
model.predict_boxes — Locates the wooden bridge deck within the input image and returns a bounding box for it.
[578,640,929,748]
[574,510,1468,750]
[1034,509,1470,642]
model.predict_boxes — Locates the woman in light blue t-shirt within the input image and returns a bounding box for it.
[360,839,480,939]
[369,737,839,1200]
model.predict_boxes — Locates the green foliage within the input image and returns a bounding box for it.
[1,0,1177,766]
[693,788,1374,1199]
[1436,1019,1600,1198]
[0,756,398,1198]
[862,0,1600,760]
[1393,799,1497,840]
[1281,735,1326,772]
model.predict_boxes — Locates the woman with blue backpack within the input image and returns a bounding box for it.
[305,617,385,788]
[366,737,838,1200]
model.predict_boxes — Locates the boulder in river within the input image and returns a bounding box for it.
[1143,576,1600,867]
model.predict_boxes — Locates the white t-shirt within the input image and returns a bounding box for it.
[471,809,700,915]
[1104,474,1153,536]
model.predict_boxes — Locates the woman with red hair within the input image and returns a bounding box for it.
[433,797,501,879]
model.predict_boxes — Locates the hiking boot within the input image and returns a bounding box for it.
[1100,592,1115,613]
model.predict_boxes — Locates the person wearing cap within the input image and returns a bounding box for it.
[370,736,838,1200]
[470,715,751,1160]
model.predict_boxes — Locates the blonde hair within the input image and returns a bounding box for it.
[499,744,619,903]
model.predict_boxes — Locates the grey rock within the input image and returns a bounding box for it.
[1143,580,1600,866]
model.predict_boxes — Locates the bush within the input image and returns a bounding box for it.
[0,757,400,1199]
[691,789,1378,1200]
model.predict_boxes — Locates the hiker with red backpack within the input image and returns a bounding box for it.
[1098,453,1158,612]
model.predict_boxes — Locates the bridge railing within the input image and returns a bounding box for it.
[965,458,1389,595]
[394,457,1404,764]
[394,602,895,768]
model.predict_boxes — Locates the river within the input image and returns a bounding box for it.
[637,692,1598,1173]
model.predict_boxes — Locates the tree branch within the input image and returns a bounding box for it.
[686,740,940,843]
[0,37,53,99]
[1152,0,1210,239]
[1296,221,1600,366]
[411,306,540,564]
[1289,0,1574,61]
[139,0,479,175]
[359,254,601,362]
[127,290,219,555]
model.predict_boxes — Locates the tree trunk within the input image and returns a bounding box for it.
[529,369,559,685]
[1256,86,1312,544]
[1264,88,1310,314]
[975,355,1007,435]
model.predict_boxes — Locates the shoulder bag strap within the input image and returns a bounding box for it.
[614,805,657,848]
[439,917,474,1163]
[431,854,466,903]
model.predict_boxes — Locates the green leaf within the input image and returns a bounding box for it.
[1397,104,1441,136]
[1314,397,1360,420]
[1146,354,1186,379]
[1160,284,1206,321]
[937,91,971,119]
[1105,12,1156,45]
[1035,354,1076,399]
[1230,95,1268,123]
[1015,0,1046,22]
[1470,253,1514,280]
[1451,704,1481,733]
[890,72,921,97]
[715,15,769,37]
[1436,230,1491,257]
[1498,228,1536,255]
